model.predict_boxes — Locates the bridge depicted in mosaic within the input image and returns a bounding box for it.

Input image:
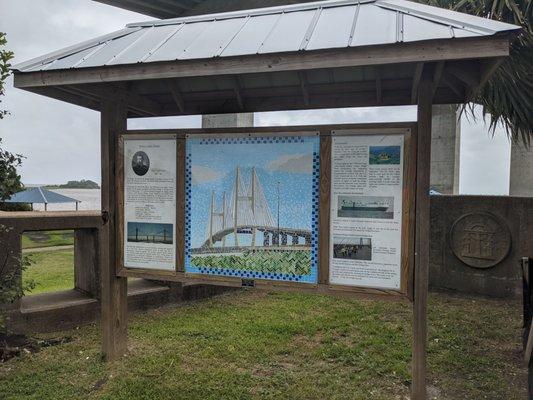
[199,166,311,251]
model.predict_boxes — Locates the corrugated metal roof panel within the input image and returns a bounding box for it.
[351,4,397,46]
[108,25,179,65]
[222,13,280,56]
[306,5,358,50]
[146,20,211,62]
[403,14,453,42]
[179,17,248,59]
[258,9,318,53]
[12,0,521,73]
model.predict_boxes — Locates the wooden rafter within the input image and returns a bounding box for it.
[73,83,162,116]
[411,62,424,104]
[431,61,445,99]
[441,71,465,99]
[298,71,311,107]
[168,80,185,113]
[232,76,245,111]
[375,70,382,105]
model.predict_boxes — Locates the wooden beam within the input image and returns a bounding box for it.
[298,71,310,107]
[446,61,480,87]
[100,100,128,362]
[168,80,185,113]
[75,84,161,116]
[375,70,382,105]
[411,63,424,104]
[14,36,511,89]
[412,67,433,400]
[441,71,465,99]
[232,76,245,111]
[467,57,505,101]
[431,61,445,99]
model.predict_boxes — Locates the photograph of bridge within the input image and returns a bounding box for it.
[127,222,173,245]
[186,135,319,282]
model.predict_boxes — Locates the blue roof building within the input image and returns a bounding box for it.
[4,187,81,211]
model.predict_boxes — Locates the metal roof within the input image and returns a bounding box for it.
[5,187,80,204]
[13,0,519,73]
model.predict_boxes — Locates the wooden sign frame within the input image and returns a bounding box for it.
[116,122,416,302]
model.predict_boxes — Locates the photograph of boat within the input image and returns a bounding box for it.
[369,146,401,165]
[337,195,394,219]
[333,236,372,261]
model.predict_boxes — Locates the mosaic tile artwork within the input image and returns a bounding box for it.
[185,134,320,283]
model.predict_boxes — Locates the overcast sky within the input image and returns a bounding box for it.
[0,0,512,194]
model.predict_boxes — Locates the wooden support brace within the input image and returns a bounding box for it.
[412,66,433,400]
[411,62,424,104]
[169,80,185,113]
[298,71,310,107]
[233,76,245,111]
[100,100,128,362]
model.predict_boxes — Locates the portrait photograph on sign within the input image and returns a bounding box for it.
[329,132,405,290]
[122,137,177,271]
[185,134,319,283]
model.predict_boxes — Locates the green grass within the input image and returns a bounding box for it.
[22,230,74,250]
[0,291,526,399]
[191,251,311,276]
[23,250,74,294]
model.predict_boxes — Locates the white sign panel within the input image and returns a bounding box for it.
[123,137,176,270]
[329,133,404,289]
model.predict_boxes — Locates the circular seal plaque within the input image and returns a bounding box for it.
[450,212,511,269]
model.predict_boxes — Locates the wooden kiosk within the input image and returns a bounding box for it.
[12,1,519,398]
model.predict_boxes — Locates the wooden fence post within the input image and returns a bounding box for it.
[412,67,433,399]
[74,228,99,298]
[100,100,128,361]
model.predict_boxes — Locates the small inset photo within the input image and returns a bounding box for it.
[333,235,372,261]
[127,222,173,244]
[132,151,150,176]
[369,146,401,165]
[337,195,394,219]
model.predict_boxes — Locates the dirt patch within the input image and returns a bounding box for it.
[0,333,72,362]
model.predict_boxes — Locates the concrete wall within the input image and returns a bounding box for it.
[510,142,533,196]
[202,113,254,128]
[430,104,461,194]
[430,195,533,298]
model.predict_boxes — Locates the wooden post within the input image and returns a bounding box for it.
[412,67,433,399]
[100,100,128,361]
[74,228,99,298]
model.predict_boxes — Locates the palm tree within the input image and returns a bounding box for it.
[420,0,533,145]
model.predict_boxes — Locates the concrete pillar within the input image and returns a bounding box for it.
[430,104,461,194]
[510,142,533,196]
[202,113,254,128]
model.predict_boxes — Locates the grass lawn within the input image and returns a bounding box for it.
[22,230,74,250]
[23,250,74,294]
[0,290,526,399]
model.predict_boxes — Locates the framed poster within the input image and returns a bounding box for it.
[185,133,320,284]
[328,129,412,292]
[120,135,177,271]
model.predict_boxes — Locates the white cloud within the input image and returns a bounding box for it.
[192,165,224,185]
[267,154,313,174]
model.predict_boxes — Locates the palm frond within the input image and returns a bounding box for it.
[416,0,533,145]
